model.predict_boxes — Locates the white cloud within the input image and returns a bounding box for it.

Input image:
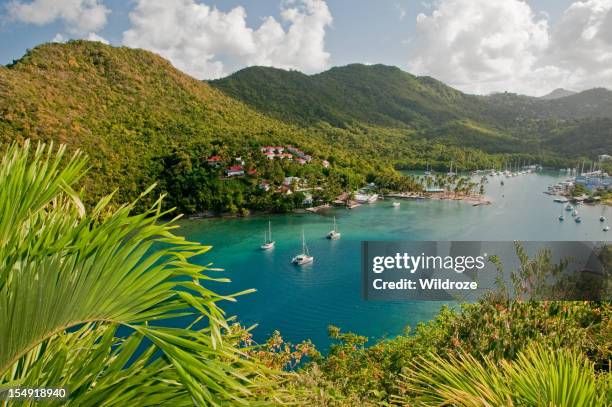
[51,33,66,43]
[85,31,108,44]
[122,0,332,79]
[7,0,110,34]
[409,0,612,95]
[542,0,612,90]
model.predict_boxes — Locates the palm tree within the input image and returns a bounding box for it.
[0,141,278,405]
[397,342,607,407]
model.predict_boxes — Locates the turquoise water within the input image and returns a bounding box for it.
[177,172,610,349]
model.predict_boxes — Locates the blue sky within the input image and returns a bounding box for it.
[1,0,610,95]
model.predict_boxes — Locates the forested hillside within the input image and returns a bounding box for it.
[212,64,612,158]
[1,41,611,213]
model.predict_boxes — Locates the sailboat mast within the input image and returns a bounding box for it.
[302,230,309,255]
[268,221,272,242]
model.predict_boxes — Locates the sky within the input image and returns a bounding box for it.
[1,0,611,96]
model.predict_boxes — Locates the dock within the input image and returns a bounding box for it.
[305,204,331,213]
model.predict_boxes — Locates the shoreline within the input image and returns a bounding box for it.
[185,192,491,221]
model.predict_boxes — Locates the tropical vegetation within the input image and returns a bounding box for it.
[2,41,611,216]
[2,141,609,405]
[0,141,288,405]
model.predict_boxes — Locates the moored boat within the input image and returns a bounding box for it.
[292,230,314,265]
[326,216,341,240]
[260,221,275,250]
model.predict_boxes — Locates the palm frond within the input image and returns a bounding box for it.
[396,342,608,407]
[0,141,281,405]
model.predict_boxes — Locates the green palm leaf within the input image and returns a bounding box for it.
[397,342,608,407]
[0,141,280,405]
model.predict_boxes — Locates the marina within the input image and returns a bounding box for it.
[178,172,610,350]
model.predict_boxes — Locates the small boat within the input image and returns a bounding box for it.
[500,180,504,186]
[565,204,573,211]
[326,216,341,240]
[572,210,578,217]
[604,226,610,232]
[600,216,606,222]
[575,217,582,223]
[392,201,400,207]
[292,230,314,265]
[558,214,564,221]
[553,197,568,203]
[260,221,275,250]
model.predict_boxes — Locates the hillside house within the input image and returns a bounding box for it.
[207,155,222,167]
[284,176,300,186]
[225,165,245,177]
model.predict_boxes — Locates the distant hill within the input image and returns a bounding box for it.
[211,64,612,157]
[210,64,486,129]
[540,88,576,100]
[481,88,612,121]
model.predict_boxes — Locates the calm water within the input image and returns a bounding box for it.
[176,172,610,349]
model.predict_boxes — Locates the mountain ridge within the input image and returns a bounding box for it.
[540,88,576,100]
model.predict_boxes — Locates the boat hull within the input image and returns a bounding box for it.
[292,255,314,265]
[326,231,341,240]
[260,241,275,250]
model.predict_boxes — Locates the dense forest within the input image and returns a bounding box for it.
[1,41,611,215]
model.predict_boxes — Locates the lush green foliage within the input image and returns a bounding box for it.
[3,42,609,215]
[398,342,608,406]
[212,65,612,160]
[0,141,285,405]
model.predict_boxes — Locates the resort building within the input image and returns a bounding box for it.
[207,155,222,167]
[225,165,245,177]
[284,176,300,186]
[302,192,313,206]
[598,154,611,162]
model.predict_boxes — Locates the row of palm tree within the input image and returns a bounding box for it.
[417,174,486,197]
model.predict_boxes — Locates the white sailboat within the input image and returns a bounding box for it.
[292,230,314,265]
[327,216,341,240]
[392,201,401,207]
[447,161,456,176]
[260,221,275,250]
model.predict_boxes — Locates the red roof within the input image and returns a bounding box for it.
[208,155,221,161]
[248,169,257,175]
[227,165,243,171]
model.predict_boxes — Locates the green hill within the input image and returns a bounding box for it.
[211,65,612,157]
[210,64,488,129]
[1,41,610,213]
[0,41,390,209]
